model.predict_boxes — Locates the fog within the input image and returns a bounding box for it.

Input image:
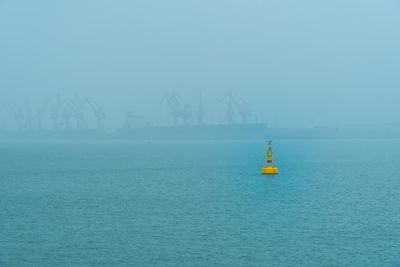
[1,0,400,131]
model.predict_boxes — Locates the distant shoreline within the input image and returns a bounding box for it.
[0,123,399,141]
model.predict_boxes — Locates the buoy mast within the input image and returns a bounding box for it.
[262,140,279,175]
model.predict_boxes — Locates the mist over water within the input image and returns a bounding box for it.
[1,2,400,266]
[1,0,400,130]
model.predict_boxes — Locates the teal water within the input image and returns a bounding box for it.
[0,140,399,266]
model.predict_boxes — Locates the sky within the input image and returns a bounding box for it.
[0,0,400,129]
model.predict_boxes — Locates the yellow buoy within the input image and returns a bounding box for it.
[262,140,278,175]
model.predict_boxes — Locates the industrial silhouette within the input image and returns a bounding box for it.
[0,91,267,140]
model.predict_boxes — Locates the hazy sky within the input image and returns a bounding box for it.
[1,0,400,129]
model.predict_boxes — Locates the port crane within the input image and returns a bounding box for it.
[61,100,73,130]
[234,96,251,124]
[222,90,235,124]
[33,100,48,130]
[8,102,24,131]
[69,97,86,129]
[181,104,192,125]
[161,91,180,126]
[87,98,105,131]
[49,96,65,130]
[23,99,34,131]
[161,91,192,126]
[222,90,251,124]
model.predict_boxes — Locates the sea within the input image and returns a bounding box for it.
[0,139,399,266]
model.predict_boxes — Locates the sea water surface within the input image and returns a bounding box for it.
[0,140,399,266]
